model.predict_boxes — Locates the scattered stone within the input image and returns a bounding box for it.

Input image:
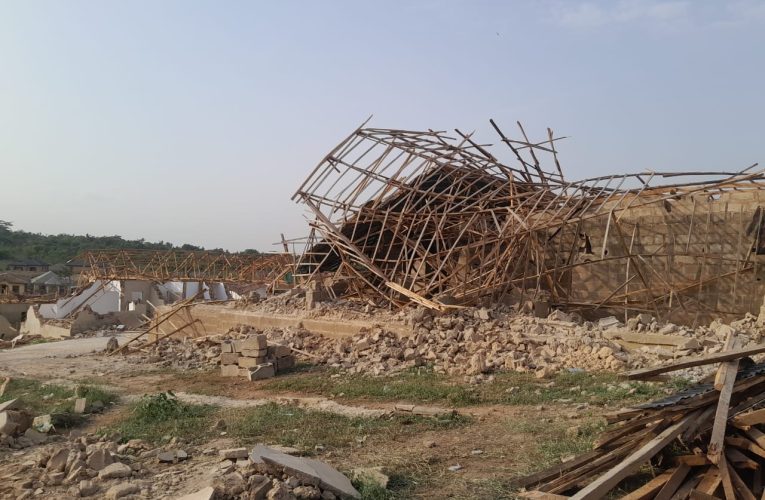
[220,447,249,460]
[177,486,216,500]
[98,462,132,480]
[104,482,140,499]
[74,398,88,414]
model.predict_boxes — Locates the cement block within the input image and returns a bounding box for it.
[221,342,234,353]
[275,355,295,372]
[240,348,268,358]
[268,345,291,358]
[240,334,268,351]
[220,353,239,365]
[238,356,269,368]
[221,365,244,377]
[74,398,87,414]
[247,363,275,381]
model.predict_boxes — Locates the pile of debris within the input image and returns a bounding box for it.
[292,121,765,327]
[517,330,765,498]
[220,332,296,381]
[1,429,361,500]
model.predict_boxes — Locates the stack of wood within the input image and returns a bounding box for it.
[517,332,765,499]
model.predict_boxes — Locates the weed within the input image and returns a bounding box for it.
[0,378,117,420]
[260,366,688,408]
[108,392,216,444]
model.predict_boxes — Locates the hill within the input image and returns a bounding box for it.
[0,220,260,267]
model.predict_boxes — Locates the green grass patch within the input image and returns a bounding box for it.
[224,402,468,451]
[0,378,118,417]
[514,417,606,473]
[259,366,691,408]
[108,392,216,444]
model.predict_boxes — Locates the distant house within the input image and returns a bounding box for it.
[0,271,39,296]
[0,270,72,297]
[65,259,89,277]
[6,259,50,272]
[29,271,74,296]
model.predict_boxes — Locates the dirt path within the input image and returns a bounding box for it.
[0,338,457,419]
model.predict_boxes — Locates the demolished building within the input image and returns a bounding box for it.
[293,121,765,325]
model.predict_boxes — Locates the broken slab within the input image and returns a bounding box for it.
[177,486,215,500]
[0,398,18,413]
[247,363,275,381]
[250,445,360,499]
[74,398,87,414]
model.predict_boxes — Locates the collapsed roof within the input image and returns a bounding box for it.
[293,120,765,324]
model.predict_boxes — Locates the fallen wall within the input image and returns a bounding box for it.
[0,315,18,340]
[20,306,71,338]
[152,303,411,340]
[0,303,32,328]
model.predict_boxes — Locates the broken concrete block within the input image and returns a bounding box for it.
[47,448,69,472]
[241,348,268,358]
[598,316,621,329]
[1,410,31,435]
[275,356,295,372]
[221,365,245,377]
[247,363,275,381]
[250,445,360,499]
[240,334,268,351]
[268,345,291,358]
[0,398,18,413]
[86,448,114,471]
[220,353,239,365]
[74,398,87,414]
[219,447,249,460]
[177,486,215,500]
[98,462,132,480]
[78,480,99,497]
[239,356,269,369]
[104,482,140,499]
[221,342,234,353]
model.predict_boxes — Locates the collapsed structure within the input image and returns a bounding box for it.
[293,120,765,325]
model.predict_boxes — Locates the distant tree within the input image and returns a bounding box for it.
[241,249,262,256]
[181,243,204,251]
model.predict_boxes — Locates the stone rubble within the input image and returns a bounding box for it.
[1,430,362,500]
[128,297,765,383]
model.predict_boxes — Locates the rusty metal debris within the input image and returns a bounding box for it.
[293,120,765,323]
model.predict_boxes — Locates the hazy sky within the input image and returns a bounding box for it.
[1,1,764,251]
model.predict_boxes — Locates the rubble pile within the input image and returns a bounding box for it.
[129,301,765,382]
[1,430,361,500]
[266,308,765,381]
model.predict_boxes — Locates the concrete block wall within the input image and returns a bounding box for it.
[560,190,765,324]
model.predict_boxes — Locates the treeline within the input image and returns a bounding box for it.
[0,220,260,265]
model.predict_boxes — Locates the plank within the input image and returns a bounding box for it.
[670,475,702,500]
[654,463,690,500]
[623,343,765,379]
[719,455,736,500]
[675,455,710,467]
[734,408,765,427]
[726,448,759,470]
[619,470,674,500]
[707,356,740,465]
[694,467,721,496]
[514,449,604,488]
[714,332,741,391]
[725,436,765,459]
[689,491,720,500]
[570,412,698,500]
[728,459,756,500]
[603,330,700,348]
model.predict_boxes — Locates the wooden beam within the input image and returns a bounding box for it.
[570,412,698,500]
[623,343,765,380]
